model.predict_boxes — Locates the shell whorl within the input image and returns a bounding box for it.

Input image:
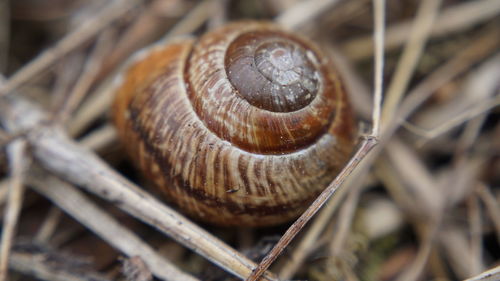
[112,21,356,226]
[187,22,343,154]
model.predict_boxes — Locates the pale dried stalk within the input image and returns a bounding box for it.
[28,172,198,281]
[371,0,385,137]
[396,222,437,281]
[343,0,500,60]
[465,266,500,281]
[276,0,342,30]
[381,0,442,125]
[9,252,109,281]
[164,0,218,39]
[246,136,378,281]
[440,228,481,279]
[403,94,500,141]
[328,184,362,256]
[0,181,9,207]
[0,140,27,281]
[404,54,500,142]
[475,184,500,243]
[343,22,497,281]
[384,138,440,216]
[69,0,215,138]
[0,0,140,96]
[250,1,386,278]
[0,97,277,281]
[389,28,499,141]
[277,172,352,279]
[375,156,419,217]
[34,206,62,243]
[78,124,117,151]
[68,81,114,137]
[56,29,114,123]
[468,195,484,275]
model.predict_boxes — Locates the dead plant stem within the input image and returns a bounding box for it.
[246,136,378,281]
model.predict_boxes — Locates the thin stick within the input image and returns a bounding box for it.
[56,29,114,123]
[34,206,62,243]
[245,136,378,281]
[247,1,386,278]
[465,265,500,281]
[29,173,199,281]
[69,0,214,137]
[0,0,140,97]
[328,184,363,256]
[276,0,342,30]
[381,0,442,126]
[371,0,385,137]
[0,140,27,281]
[468,195,484,275]
[343,0,500,60]
[78,124,117,151]
[164,0,218,39]
[402,94,500,140]
[277,172,352,279]
[396,222,437,281]
[391,28,499,140]
[0,97,277,281]
[476,184,500,243]
[9,251,110,281]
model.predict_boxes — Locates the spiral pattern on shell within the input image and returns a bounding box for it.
[112,21,356,226]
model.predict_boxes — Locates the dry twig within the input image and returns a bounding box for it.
[28,172,198,281]
[0,0,140,97]
[0,97,277,281]
[0,140,28,281]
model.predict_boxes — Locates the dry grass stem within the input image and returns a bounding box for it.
[55,30,115,123]
[381,0,442,125]
[328,184,362,256]
[343,0,500,60]
[277,170,355,279]
[327,47,372,119]
[468,195,484,275]
[276,0,342,30]
[403,94,500,141]
[78,124,117,151]
[9,251,110,281]
[164,0,219,39]
[34,206,63,243]
[391,28,499,138]
[440,228,480,278]
[98,0,194,79]
[248,1,387,277]
[68,81,115,137]
[465,266,500,281]
[0,97,277,281]
[476,184,500,243]
[246,136,378,281]
[396,223,436,281]
[371,0,385,137]
[28,172,199,281]
[385,138,440,217]
[375,157,419,216]
[0,140,27,281]
[0,0,140,97]
[1,1,498,280]
[69,0,213,138]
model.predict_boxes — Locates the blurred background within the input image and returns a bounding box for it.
[0,0,499,280]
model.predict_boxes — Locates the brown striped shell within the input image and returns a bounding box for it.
[112,21,356,226]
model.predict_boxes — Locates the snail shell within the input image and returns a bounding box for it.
[112,21,355,226]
